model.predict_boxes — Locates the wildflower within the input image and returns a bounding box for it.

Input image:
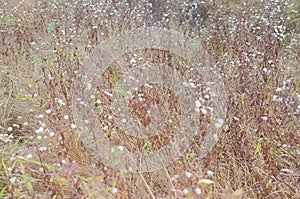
[48,74,54,80]
[35,127,44,134]
[182,81,189,87]
[214,119,224,129]
[261,116,268,121]
[7,127,13,132]
[103,91,113,97]
[207,170,214,176]
[102,126,108,130]
[118,146,124,151]
[71,123,77,129]
[111,187,118,194]
[55,98,66,106]
[12,124,20,128]
[182,188,189,195]
[39,146,47,151]
[185,171,192,178]
[86,83,92,90]
[9,177,17,184]
[26,154,33,159]
[130,58,136,65]
[171,174,179,181]
[195,100,201,108]
[189,82,196,88]
[201,108,207,115]
[194,187,202,195]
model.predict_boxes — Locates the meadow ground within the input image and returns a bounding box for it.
[0,0,299,198]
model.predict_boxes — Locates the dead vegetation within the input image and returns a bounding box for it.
[0,0,299,198]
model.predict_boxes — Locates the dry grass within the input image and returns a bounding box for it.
[0,0,299,198]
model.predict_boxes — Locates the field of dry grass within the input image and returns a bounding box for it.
[0,0,299,198]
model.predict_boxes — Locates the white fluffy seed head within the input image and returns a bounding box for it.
[194,187,202,195]
[185,171,192,178]
[182,188,189,195]
[111,187,118,194]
